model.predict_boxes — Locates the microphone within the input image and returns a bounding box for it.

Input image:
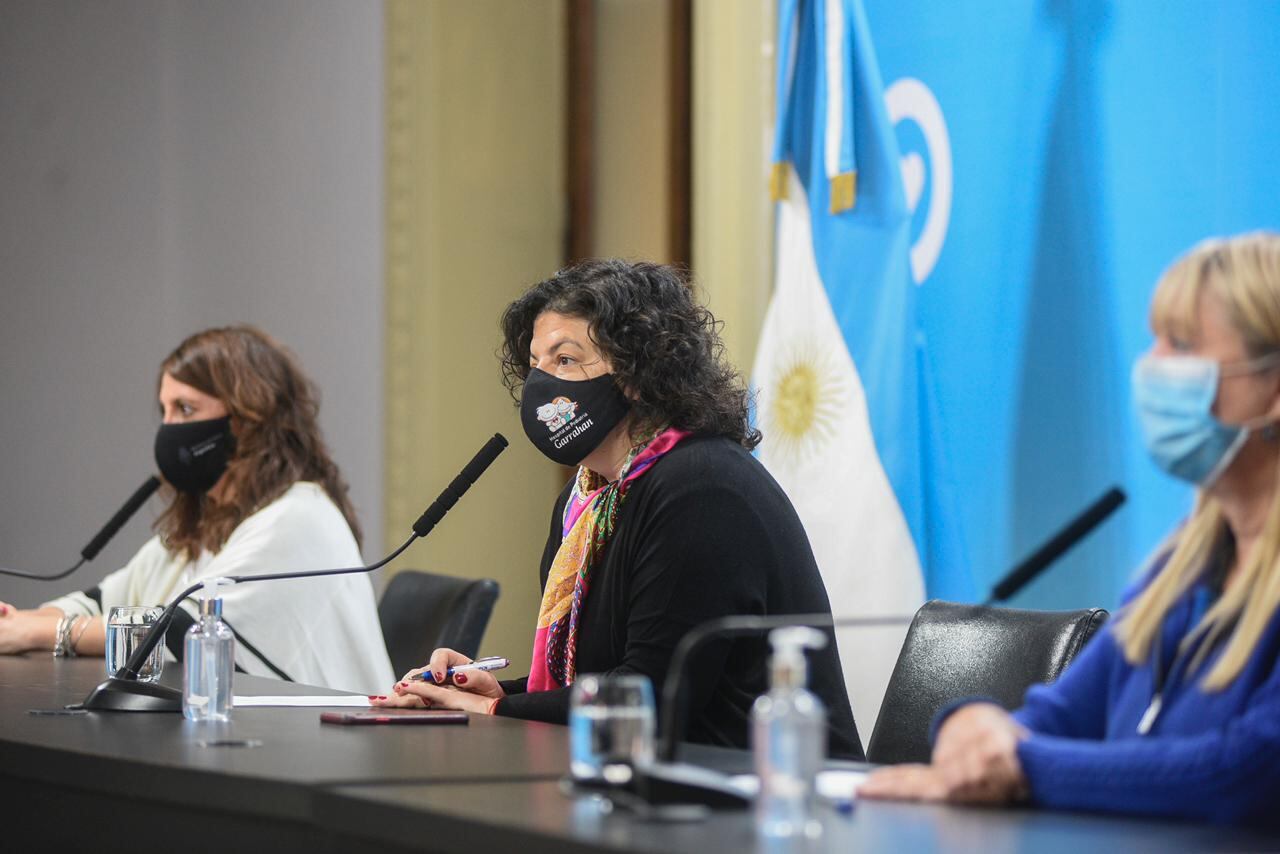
[79,434,508,712]
[83,476,163,562]
[611,612,914,809]
[0,476,161,581]
[413,433,509,538]
[985,486,1126,605]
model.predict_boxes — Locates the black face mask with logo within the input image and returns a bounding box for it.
[520,369,631,467]
[154,415,236,495]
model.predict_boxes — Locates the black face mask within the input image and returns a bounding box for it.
[520,369,631,466]
[154,416,235,495]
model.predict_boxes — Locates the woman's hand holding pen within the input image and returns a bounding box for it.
[371,647,506,715]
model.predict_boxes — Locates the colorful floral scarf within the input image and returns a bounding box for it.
[527,428,688,691]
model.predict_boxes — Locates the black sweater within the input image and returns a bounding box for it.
[496,435,863,760]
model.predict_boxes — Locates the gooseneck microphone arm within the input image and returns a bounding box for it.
[0,557,88,583]
[985,486,1126,605]
[657,612,914,764]
[84,434,508,711]
[613,611,913,810]
[0,476,161,581]
[113,532,420,681]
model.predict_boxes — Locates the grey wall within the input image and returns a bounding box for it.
[0,1,384,608]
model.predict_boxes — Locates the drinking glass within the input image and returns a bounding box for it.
[105,606,164,683]
[569,673,655,784]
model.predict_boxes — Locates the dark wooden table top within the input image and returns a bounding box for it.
[317,778,1280,854]
[4,654,1276,852]
[0,653,569,823]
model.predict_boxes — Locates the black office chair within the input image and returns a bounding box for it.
[378,570,500,676]
[865,599,1107,765]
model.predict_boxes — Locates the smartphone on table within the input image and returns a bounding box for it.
[320,709,469,725]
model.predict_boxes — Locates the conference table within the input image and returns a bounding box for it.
[1,656,1273,852]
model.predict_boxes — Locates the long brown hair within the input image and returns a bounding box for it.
[154,325,361,559]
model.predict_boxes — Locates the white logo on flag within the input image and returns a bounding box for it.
[886,78,952,285]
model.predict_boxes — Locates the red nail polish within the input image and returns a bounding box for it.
[455,673,468,685]
[378,695,387,700]
[367,695,379,700]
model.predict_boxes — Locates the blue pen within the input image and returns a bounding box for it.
[408,656,510,684]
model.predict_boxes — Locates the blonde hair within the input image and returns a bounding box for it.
[1115,232,1280,690]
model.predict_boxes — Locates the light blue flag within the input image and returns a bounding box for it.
[753,0,972,729]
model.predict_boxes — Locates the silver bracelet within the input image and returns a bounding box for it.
[52,615,73,658]
[67,615,89,656]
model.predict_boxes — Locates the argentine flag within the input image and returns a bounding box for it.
[752,0,967,733]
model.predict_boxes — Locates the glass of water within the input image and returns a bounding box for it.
[569,673,655,785]
[105,605,164,683]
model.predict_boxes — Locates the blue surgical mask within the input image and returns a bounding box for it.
[1132,353,1276,486]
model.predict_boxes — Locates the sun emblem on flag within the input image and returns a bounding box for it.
[764,345,846,464]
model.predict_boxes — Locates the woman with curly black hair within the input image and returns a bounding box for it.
[374,259,862,759]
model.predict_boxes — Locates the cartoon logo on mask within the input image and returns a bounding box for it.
[536,396,578,432]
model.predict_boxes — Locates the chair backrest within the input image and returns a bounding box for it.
[378,570,500,677]
[865,599,1108,765]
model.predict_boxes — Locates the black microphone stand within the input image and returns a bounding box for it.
[616,612,914,809]
[78,434,508,712]
[78,537,418,711]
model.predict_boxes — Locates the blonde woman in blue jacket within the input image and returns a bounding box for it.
[862,232,1280,827]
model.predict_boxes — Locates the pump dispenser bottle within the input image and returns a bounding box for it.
[183,577,235,722]
[751,626,827,839]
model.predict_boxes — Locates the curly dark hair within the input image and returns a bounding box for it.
[155,325,362,559]
[499,259,760,450]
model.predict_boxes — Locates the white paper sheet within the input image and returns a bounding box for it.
[232,695,370,707]
[728,769,868,801]
[816,769,868,800]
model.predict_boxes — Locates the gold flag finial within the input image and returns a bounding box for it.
[769,162,790,201]
[830,171,857,213]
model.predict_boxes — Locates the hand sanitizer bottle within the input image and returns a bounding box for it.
[752,626,827,840]
[183,577,235,722]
